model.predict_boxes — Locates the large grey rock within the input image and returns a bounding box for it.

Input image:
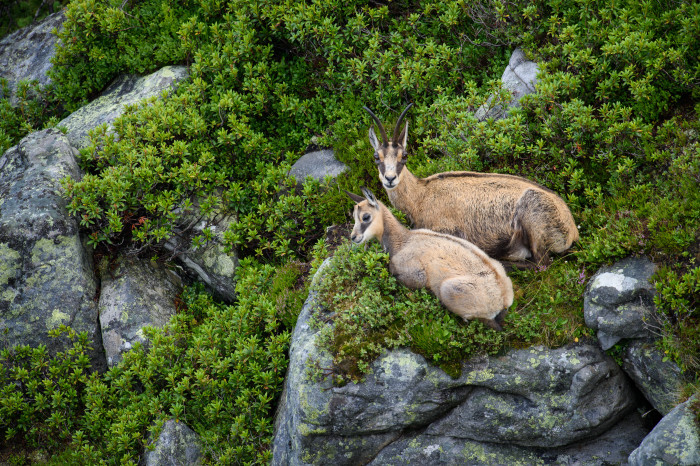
[584,257,658,350]
[99,257,182,367]
[58,66,189,149]
[0,129,105,370]
[289,149,348,185]
[629,396,700,465]
[143,419,203,466]
[623,340,684,416]
[475,48,539,121]
[273,260,638,465]
[0,12,65,104]
[370,410,649,466]
[163,203,237,303]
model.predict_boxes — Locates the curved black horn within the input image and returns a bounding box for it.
[363,106,388,146]
[392,103,414,144]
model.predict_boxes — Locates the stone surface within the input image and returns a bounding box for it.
[0,12,65,104]
[273,259,638,465]
[288,149,347,185]
[475,48,539,121]
[58,66,189,149]
[0,129,105,370]
[623,340,684,416]
[163,203,238,303]
[584,257,658,350]
[99,257,182,367]
[369,410,649,466]
[628,396,700,465]
[143,419,203,466]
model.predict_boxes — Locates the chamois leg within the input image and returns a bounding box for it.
[438,277,501,329]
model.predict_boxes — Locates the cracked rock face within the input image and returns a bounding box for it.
[58,66,189,149]
[272,259,640,465]
[143,419,203,466]
[0,129,105,370]
[0,12,65,105]
[474,48,539,121]
[622,340,684,416]
[583,257,657,350]
[288,149,348,186]
[98,257,182,368]
[628,396,700,465]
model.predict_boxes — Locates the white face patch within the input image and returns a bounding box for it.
[351,202,382,243]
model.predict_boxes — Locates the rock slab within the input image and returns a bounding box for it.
[143,419,203,466]
[58,66,189,149]
[273,259,639,465]
[0,129,105,370]
[288,149,348,185]
[628,396,700,465]
[475,48,539,121]
[584,257,657,350]
[623,340,684,416]
[0,11,65,104]
[99,257,182,367]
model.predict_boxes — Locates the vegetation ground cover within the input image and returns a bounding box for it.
[0,0,698,462]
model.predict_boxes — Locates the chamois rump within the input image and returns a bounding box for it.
[363,104,579,266]
[348,188,513,331]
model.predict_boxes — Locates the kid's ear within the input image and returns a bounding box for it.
[345,190,365,204]
[361,187,379,208]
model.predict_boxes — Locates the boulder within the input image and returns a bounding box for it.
[622,340,684,416]
[143,419,203,466]
[58,66,189,149]
[475,48,539,121]
[0,11,65,104]
[0,129,105,370]
[370,410,649,466]
[163,204,238,303]
[583,257,658,350]
[288,149,347,185]
[98,257,182,367]
[628,396,700,465]
[273,260,639,465]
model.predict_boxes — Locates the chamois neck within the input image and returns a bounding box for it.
[378,203,409,256]
[388,168,420,212]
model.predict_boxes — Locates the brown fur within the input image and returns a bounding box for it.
[364,105,579,265]
[349,188,513,330]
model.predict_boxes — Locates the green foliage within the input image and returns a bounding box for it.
[0,0,69,37]
[311,241,591,382]
[0,326,91,450]
[0,260,301,464]
[50,0,190,110]
[0,79,64,154]
[654,266,700,374]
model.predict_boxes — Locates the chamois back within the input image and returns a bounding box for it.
[363,105,579,265]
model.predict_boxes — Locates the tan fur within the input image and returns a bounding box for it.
[349,189,513,330]
[364,105,579,265]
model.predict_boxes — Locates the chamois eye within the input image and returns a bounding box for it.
[362,213,371,222]
[373,152,380,164]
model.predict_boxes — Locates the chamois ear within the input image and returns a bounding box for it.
[397,121,409,149]
[368,126,380,151]
[361,187,379,208]
[345,190,365,204]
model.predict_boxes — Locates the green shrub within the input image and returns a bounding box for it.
[0,259,303,464]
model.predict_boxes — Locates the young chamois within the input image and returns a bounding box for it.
[363,104,579,266]
[347,188,513,331]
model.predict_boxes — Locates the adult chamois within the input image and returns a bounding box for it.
[347,188,513,331]
[363,104,579,266]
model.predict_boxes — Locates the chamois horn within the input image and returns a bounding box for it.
[362,106,388,146]
[392,103,413,144]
